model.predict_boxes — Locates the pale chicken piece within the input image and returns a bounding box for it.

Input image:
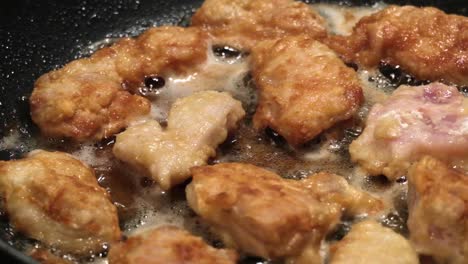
[350,83,468,180]
[0,150,120,254]
[408,156,468,264]
[30,26,209,141]
[329,220,418,264]
[186,163,383,260]
[327,5,468,85]
[108,226,237,264]
[113,91,245,190]
[251,36,363,146]
[191,0,327,50]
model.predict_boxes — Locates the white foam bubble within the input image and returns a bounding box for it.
[147,45,250,122]
[0,131,21,150]
[313,3,386,35]
[71,144,110,167]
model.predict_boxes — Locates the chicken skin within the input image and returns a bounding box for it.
[30,26,209,141]
[113,91,245,190]
[186,163,382,261]
[327,5,468,85]
[408,156,468,264]
[108,226,237,264]
[350,83,468,180]
[192,0,327,50]
[329,220,418,264]
[0,150,120,254]
[251,36,363,146]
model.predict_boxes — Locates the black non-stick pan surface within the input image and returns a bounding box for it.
[0,0,467,263]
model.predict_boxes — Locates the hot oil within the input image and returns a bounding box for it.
[313,2,386,35]
[216,121,358,179]
[146,44,251,122]
[0,2,429,264]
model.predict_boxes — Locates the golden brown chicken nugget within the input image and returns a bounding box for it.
[108,226,237,264]
[408,156,468,264]
[186,163,382,260]
[0,150,121,254]
[30,26,209,141]
[251,36,363,146]
[192,0,327,50]
[327,5,468,85]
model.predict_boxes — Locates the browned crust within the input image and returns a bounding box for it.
[326,5,468,85]
[30,26,209,141]
[108,226,237,264]
[251,36,363,146]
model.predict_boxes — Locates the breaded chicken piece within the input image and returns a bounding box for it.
[327,5,468,85]
[0,150,120,254]
[301,172,384,217]
[251,36,363,146]
[350,83,468,180]
[108,226,237,264]
[329,220,418,264]
[113,91,245,190]
[408,156,468,264]
[186,163,382,260]
[30,26,209,141]
[192,0,327,50]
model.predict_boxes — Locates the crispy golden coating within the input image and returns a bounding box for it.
[301,172,384,217]
[408,156,468,264]
[108,226,237,264]
[350,83,468,180]
[251,36,363,146]
[113,91,245,190]
[0,151,120,254]
[329,220,418,264]
[186,163,382,260]
[30,26,209,141]
[327,5,468,85]
[192,0,327,50]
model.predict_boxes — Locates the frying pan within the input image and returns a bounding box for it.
[0,0,467,263]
